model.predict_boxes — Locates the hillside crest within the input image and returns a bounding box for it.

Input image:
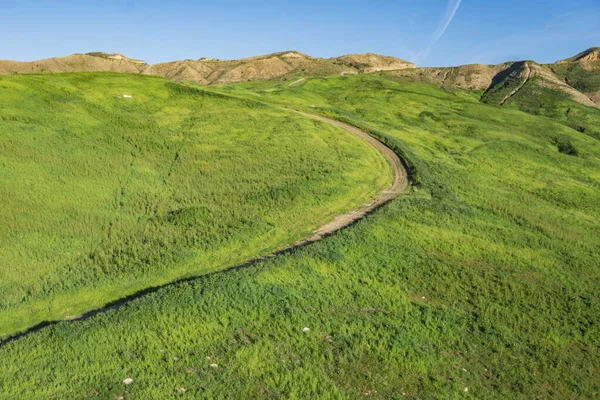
[0,50,415,84]
[556,47,600,64]
[0,48,597,108]
[85,52,147,64]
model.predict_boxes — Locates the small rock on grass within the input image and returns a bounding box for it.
[303,327,311,332]
[123,378,134,385]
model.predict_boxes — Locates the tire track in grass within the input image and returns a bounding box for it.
[288,78,306,87]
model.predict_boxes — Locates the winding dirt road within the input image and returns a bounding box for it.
[0,110,408,345]
[292,111,407,246]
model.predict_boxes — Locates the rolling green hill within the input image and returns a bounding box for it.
[0,72,391,338]
[477,61,600,140]
[494,74,600,141]
[391,53,600,141]
[391,49,600,127]
[548,48,600,105]
[1,74,598,399]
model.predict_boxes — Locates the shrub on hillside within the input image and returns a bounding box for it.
[553,137,579,156]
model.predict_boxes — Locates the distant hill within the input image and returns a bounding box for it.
[547,48,600,106]
[1,47,598,111]
[333,53,415,74]
[143,51,416,84]
[0,50,416,84]
[0,53,147,75]
[391,63,512,90]
[556,47,600,63]
[480,61,597,108]
[85,52,146,64]
[382,49,600,139]
[144,51,343,84]
[391,50,600,110]
[475,60,600,140]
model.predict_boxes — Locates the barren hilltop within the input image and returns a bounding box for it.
[556,47,600,63]
[391,47,600,109]
[0,53,148,75]
[0,50,415,85]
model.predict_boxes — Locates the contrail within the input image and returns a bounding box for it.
[432,0,462,45]
[415,0,463,64]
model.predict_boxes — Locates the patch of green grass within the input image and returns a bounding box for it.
[470,63,600,141]
[0,72,391,338]
[1,74,599,399]
[496,76,600,141]
[549,62,600,95]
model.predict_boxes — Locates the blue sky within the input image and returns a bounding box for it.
[1,0,599,66]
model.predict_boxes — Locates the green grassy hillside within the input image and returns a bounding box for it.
[504,77,600,140]
[548,60,600,103]
[481,73,600,141]
[470,60,600,140]
[0,73,391,338]
[1,74,598,399]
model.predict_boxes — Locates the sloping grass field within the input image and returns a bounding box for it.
[482,73,600,141]
[0,73,391,338]
[1,73,599,398]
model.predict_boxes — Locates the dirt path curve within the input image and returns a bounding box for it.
[0,110,408,346]
[287,78,306,87]
[291,111,407,246]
